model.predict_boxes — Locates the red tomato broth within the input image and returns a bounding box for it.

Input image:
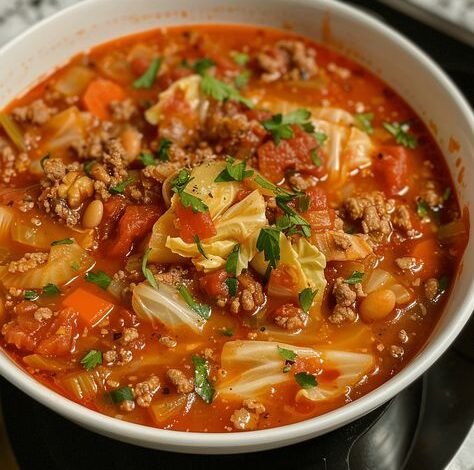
[0,24,467,433]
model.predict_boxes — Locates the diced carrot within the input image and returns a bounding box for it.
[35,308,79,357]
[199,269,228,298]
[373,146,408,196]
[62,288,114,327]
[82,78,127,121]
[411,238,441,279]
[175,201,217,243]
[108,205,162,258]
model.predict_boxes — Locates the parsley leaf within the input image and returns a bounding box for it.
[42,283,60,296]
[194,235,208,259]
[178,285,211,320]
[225,277,238,297]
[298,194,310,212]
[417,199,429,218]
[277,346,297,363]
[262,109,313,145]
[383,121,418,149]
[253,175,298,198]
[170,169,193,193]
[83,159,96,177]
[295,372,318,389]
[51,238,73,246]
[314,132,328,146]
[256,227,281,269]
[355,112,374,134]
[157,138,172,161]
[231,51,249,66]
[275,195,311,237]
[299,287,318,313]
[71,261,80,271]
[438,276,448,294]
[225,244,240,275]
[110,386,134,403]
[139,152,157,167]
[310,148,322,167]
[133,58,162,89]
[215,157,254,183]
[110,177,135,195]
[345,271,364,285]
[85,270,111,290]
[220,327,234,337]
[192,355,214,404]
[200,74,253,108]
[142,248,158,289]
[193,58,215,76]
[24,290,39,301]
[235,70,251,88]
[179,191,209,213]
[80,349,102,371]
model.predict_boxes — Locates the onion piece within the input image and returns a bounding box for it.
[54,65,95,97]
[364,268,412,305]
[0,112,25,150]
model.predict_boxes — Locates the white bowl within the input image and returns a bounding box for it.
[0,0,473,454]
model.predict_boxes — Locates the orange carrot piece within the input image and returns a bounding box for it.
[82,78,126,120]
[62,287,114,327]
[411,238,441,279]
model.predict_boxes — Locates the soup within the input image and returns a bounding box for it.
[0,25,467,432]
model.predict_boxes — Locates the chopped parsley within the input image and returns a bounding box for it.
[299,287,318,313]
[157,138,172,161]
[110,386,134,403]
[80,349,102,371]
[194,235,208,259]
[298,194,310,212]
[110,177,135,195]
[178,285,211,320]
[40,154,50,170]
[71,261,80,271]
[83,159,96,177]
[256,227,281,269]
[438,276,448,294]
[231,51,249,66]
[277,346,297,363]
[355,112,374,134]
[133,58,162,89]
[225,277,238,297]
[220,327,234,337]
[193,58,215,76]
[51,238,73,246]
[192,355,214,404]
[225,244,240,275]
[314,131,328,146]
[139,151,157,167]
[24,290,39,301]
[275,194,311,237]
[416,199,429,218]
[142,248,158,290]
[200,74,253,108]
[215,157,254,183]
[235,70,251,88]
[42,283,60,297]
[310,148,322,167]
[253,174,299,198]
[295,372,318,389]
[170,169,193,193]
[262,109,314,145]
[171,169,209,213]
[85,270,112,290]
[345,271,364,285]
[383,121,418,149]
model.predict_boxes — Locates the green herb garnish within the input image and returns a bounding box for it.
[178,285,211,320]
[85,270,112,290]
[40,154,50,170]
[24,290,39,301]
[417,199,429,218]
[110,386,134,403]
[294,372,317,389]
[225,277,238,297]
[138,152,157,167]
[133,58,162,89]
[83,159,96,177]
[194,235,208,259]
[220,327,234,337]
[310,148,322,167]
[442,188,451,202]
[80,349,103,371]
[262,109,314,145]
[438,276,448,294]
[157,138,172,161]
[200,74,253,108]
[71,261,80,271]
[110,177,135,195]
[192,355,214,404]
[193,58,215,76]
[256,227,281,269]
[345,271,364,285]
[231,52,249,66]
[225,244,240,275]
[355,112,374,134]
[298,195,310,212]
[42,283,60,296]
[299,287,318,313]
[383,121,418,149]
[235,70,251,88]
[171,169,209,213]
[275,194,311,237]
[277,346,297,363]
[51,238,73,246]
[142,248,158,289]
[215,157,254,183]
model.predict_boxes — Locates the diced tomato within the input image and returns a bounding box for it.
[35,308,78,357]
[305,186,328,211]
[175,201,217,243]
[2,302,43,352]
[373,146,408,196]
[258,126,325,183]
[108,205,162,258]
[293,356,322,375]
[99,196,127,240]
[199,269,229,298]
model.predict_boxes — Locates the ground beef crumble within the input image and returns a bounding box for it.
[166,368,194,393]
[229,272,265,315]
[8,252,48,273]
[329,277,365,324]
[230,399,266,431]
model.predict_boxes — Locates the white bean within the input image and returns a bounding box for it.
[82,199,104,228]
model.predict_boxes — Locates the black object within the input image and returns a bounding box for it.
[1,1,473,469]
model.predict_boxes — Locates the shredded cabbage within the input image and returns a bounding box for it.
[312,231,373,261]
[132,282,207,334]
[364,268,413,304]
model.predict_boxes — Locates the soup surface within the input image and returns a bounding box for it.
[0,25,468,432]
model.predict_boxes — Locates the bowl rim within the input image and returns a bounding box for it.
[0,0,473,452]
